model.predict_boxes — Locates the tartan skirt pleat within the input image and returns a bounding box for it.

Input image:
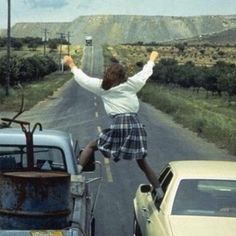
[97,113,147,162]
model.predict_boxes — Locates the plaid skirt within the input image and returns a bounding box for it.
[97,113,147,162]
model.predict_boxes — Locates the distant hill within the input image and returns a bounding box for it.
[181,27,236,45]
[1,15,236,45]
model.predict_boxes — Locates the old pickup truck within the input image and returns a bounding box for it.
[0,116,102,236]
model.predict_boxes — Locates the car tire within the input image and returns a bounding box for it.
[133,214,142,236]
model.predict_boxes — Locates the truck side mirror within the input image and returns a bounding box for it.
[82,151,96,172]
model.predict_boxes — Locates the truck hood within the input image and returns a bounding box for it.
[169,216,236,236]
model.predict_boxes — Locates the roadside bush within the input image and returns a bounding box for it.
[150,58,236,98]
[225,72,236,98]
[139,83,236,155]
[0,38,6,47]
[18,57,36,82]
[0,55,20,86]
[151,58,179,84]
[0,55,57,86]
[11,38,24,50]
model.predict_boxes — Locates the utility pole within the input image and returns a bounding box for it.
[42,28,49,56]
[56,32,65,71]
[6,0,11,96]
[66,32,72,55]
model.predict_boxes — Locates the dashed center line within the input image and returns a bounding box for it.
[97,126,102,133]
[104,160,113,183]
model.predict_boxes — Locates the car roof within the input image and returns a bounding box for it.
[0,128,73,148]
[169,160,236,180]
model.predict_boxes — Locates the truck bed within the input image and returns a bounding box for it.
[0,175,91,236]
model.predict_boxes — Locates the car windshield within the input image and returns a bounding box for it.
[172,179,236,217]
[0,145,67,172]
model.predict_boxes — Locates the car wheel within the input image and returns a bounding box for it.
[133,214,142,236]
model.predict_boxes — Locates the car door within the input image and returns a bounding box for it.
[144,168,173,236]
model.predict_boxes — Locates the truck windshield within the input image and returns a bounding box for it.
[0,145,67,172]
[172,179,236,217]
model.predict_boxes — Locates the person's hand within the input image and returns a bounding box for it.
[63,55,76,69]
[149,51,159,62]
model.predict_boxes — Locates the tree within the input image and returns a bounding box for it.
[175,62,195,88]
[11,38,23,50]
[202,67,221,96]
[226,72,236,98]
[0,37,7,47]
[48,39,58,51]
[0,55,20,86]
[218,71,236,99]
[18,57,36,82]
[175,43,186,54]
[28,42,38,51]
[153,58,179,84]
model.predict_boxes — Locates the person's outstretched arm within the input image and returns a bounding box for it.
[128,51,159,91]
[64,55,76,69]
[64,55,102,95]
[149,51,159,63]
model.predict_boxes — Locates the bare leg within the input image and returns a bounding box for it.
[79,140,98,168]
[136,159,160,188]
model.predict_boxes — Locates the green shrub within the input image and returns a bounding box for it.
[139,83,236,155]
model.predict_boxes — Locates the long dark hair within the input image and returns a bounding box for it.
[101,63,127,90]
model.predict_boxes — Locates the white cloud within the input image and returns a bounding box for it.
[24,0,69,9]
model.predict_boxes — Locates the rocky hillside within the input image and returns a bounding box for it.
[183,27,236,45]
[2,15,236,45]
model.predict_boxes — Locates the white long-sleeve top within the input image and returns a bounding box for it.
[71,60,155,115]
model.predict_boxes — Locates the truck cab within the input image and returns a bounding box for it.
[85,36,92,46]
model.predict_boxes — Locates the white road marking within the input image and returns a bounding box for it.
[97,126,102,133]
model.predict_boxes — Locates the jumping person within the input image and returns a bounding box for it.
[64,51,163,198]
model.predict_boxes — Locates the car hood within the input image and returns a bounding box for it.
[169,216,236,236]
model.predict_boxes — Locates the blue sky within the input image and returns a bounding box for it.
[0,0,236,28]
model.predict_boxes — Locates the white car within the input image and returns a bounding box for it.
[133,160,236,236]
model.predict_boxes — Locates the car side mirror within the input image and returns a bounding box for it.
[82,151,96,172]
[140,184,151,193]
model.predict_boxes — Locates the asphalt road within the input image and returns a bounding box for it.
[20,45,235,236]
